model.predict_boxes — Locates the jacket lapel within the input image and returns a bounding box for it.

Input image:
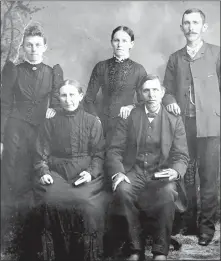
[131,105,175,166]
[130,104,145,156]
[182,42,207,62]
[135,108,145,155]
[192,41,207,61]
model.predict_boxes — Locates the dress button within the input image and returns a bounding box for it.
[147,135,150,138]
[148,126,151,129]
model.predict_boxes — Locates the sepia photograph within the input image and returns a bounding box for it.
[1,1,220,260]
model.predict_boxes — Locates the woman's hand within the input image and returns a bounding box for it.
[112,172,131,191]
[46,108,56,119]
[40,174,54,185]
[119,105,135,119]
[166,103,181,116]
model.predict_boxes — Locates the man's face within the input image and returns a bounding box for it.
[23,36,47,63]
[140,79,165,111]
[111,30,134,58]
[59,85,83,111]
[181,12,207,43]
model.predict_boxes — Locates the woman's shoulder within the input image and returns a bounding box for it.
[93,58,112,69]
[80,110,102,126]
[81,109,98,120]
[129,59,145,69]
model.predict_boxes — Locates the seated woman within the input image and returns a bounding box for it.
[33,79,108,261]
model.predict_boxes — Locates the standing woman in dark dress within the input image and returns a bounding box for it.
[0,25,63,249]
[33,80,108,261]
[84,26,148,145]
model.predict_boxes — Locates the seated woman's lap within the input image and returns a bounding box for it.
[34,171,110,232]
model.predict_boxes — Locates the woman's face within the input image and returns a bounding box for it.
[111,30,134,58]
[23,36,47,63]
[59,85,83,111]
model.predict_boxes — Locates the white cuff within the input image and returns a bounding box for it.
[112,173,121,180]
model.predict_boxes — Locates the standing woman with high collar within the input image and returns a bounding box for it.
[0,25,64,257]
[83,26,148,146]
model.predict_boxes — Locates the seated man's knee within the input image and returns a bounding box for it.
[114,181,132,200]
[162,182,178,203]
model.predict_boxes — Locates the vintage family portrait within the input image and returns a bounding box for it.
[1,1,220,260]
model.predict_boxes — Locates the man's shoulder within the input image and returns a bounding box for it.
[169,46,186,59]
[130,103,145,115]
[204,42,220,55]
[161,105,182,124]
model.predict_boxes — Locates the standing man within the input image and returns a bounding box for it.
[106,74,189,261]
[163,8,220,246]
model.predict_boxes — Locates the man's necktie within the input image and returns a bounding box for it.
[147,112,157,118]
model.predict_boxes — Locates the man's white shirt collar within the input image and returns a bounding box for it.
[186,41,203,58]
[145,105,160,123]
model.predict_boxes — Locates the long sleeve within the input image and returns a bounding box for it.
[1,61,17,142]
[84,63,102,116]
[162,55,178,106]
[86,117,105,178]
[34,119,53,178]
[106,117,128,177]
[168,116,189,178]
[50,64,64,110]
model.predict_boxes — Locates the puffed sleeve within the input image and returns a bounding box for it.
[34,118,53,179]
[50,64,64,110]
[1,60,17,142]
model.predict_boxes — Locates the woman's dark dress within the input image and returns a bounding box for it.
[33,108,108,260]
[84,57,147,144]
[0,61,63,249]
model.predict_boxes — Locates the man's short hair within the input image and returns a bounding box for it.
[23,25,47,45]
[182,8,206,24]
[139,74,163,91]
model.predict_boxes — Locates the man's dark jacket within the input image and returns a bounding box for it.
[106,104,189,212]
[163,42,220,137]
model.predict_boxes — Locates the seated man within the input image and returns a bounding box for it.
[106,74,189,261]
[31,79,109,261]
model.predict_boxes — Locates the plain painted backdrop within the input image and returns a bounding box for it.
[29,1,220,88]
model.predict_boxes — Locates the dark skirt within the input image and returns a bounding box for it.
[1,118,38,250]
[1,118,38,209]
[33,157,110,261]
